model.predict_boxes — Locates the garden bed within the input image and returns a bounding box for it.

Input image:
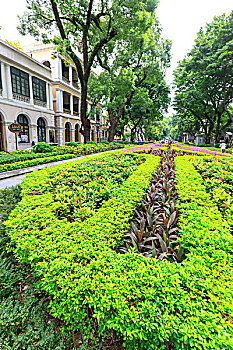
[191,156,233,228]
[0,142,128,174]
[5,150,233,349]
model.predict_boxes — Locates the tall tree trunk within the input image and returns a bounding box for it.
[108,120,118,142]
[108,106,125,142]
[80,84,91,143]
[215,112,222,143]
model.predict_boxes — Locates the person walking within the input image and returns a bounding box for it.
[220,140,226,153]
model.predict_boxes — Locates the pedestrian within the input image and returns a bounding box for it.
[220,140,226,153]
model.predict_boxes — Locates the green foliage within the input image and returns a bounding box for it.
[49,153,145,222]
[87,141,97,145]
[0,154,76,173]
[173,12,233,143]
[121,149,183,262]
[5,153,233,349]
[66,141,79,147]
[0,143,128,173]
[33,142,53,153]
[100,140,109,144]
[191,156,233,227]
[0,186,70,349]
[18,0,161,142]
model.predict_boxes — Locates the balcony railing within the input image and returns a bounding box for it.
[13,93,30,103]
[62,76,70,84]
[63,108,71,114]
[34,99,47,108]
[72,82,79,90]
[73,111,79,116]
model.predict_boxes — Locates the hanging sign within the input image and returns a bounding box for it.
[8,123,22,133]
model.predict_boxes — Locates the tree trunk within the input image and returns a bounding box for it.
[215,112,222,143]
[80,85,91,143]
[108,106,125,142]
[130,128,136,142]
[108,120,118,142]
[108,89,136,142]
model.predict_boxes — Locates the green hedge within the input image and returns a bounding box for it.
[0,154,76,173]
[5,155,233,349]
[0,143,127,172]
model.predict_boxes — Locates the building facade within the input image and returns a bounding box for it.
[25,43,108,145]
[0,40,54,152]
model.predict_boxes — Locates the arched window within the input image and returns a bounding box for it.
[75,124,80,142]
[65,122,71,143]
[37,117,46,142]
[17,114,29,143]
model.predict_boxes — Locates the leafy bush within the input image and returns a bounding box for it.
[87,141,97,145]
[0,142,128,173]
[66,141,79,147]
[5,153,233,349]
[49,153,145,222]
[215,142,230,148]
[191,156,233,227]
[121,149,183,262]
[0,154,76,173]
[33,142,53,153]
[100,140,109,144]
[0,186,70,349]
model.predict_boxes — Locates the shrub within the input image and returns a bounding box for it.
[87,141,97,145]
[100,140,109,144]
[33,142,53,153]
[6,153,233,349]
[0,154,76,173]
[66,141,79,147]
[0,186,70,349]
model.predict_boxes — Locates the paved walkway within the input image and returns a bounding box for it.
[0,151,110,190]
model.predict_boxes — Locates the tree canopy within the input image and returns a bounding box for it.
[173,11,233,144]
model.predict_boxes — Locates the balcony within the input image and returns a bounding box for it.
[34,99,47,108]
[73,111,79,116]
[13,93,30,103]
[62,76,70,84]
[72,82,79,90]
[63,108,71,115]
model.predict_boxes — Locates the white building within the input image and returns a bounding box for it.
[24,43,108,144]
[0,39,55,152]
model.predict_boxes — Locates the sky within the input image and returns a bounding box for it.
[0,0,232,97]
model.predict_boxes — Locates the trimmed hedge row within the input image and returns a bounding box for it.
[0,143,129,173]
[0,154,76,173]
[5,154,233,349]
[0,186,70,349]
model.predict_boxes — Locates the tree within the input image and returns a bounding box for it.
[18,0,159,142]
[88,26,171,141]
[173,12,233,144]
[173,60,216,143]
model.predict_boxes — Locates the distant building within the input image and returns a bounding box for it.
[24,43,108,145]
[0,39,54,152]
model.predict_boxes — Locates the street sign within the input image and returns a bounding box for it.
[8,123,22,133]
